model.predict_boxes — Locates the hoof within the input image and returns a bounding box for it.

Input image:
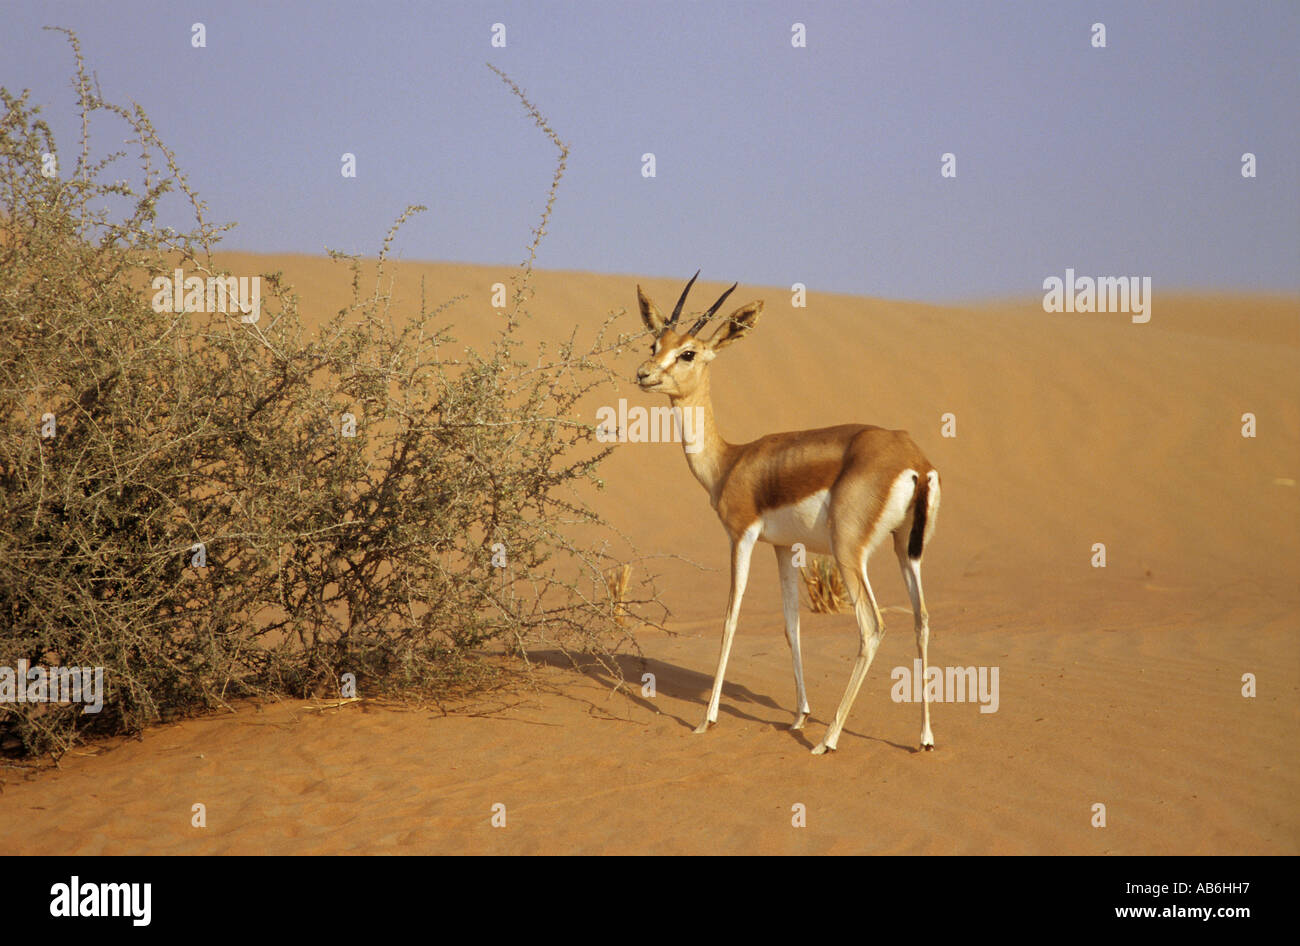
[922,743,935,752]
[791,715,808,731]
[811,742,834,755]
[693,720,712,734]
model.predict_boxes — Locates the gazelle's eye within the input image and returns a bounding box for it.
[679,350,695,362]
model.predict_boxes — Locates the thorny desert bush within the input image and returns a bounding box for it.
[0,31,658,758]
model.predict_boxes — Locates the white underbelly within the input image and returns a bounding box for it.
[760,489,833,554]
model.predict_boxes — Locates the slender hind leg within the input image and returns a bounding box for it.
[812,557,884,754]
[775,545,811,729]
[695,525,759,733]
[894,530,934,750]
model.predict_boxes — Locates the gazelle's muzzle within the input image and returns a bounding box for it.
[635,362,661,388]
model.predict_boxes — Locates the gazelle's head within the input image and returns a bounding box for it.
[635,271,763,399]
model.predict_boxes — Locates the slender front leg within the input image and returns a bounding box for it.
[695,525,760,733]
[775,545,811,729]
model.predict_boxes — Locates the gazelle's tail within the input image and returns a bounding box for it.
[907,471,938,560]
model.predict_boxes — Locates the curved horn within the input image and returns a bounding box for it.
[689,281,738,336]
[667,270,700,326]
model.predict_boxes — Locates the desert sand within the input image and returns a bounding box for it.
[1,258,1296,854]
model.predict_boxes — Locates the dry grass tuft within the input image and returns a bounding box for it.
[799,555,851,613]
[604,563,633,627]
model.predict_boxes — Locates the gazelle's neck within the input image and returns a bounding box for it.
[670,375,731,499]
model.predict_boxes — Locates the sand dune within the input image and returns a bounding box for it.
[1,257,1295,854]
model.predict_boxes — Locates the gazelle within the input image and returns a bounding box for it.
[635,273,940,754]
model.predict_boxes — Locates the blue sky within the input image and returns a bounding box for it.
[3,0,1297,301]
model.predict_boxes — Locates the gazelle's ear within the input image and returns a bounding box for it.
[637,285,666,333]
[707,300,762,350]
